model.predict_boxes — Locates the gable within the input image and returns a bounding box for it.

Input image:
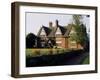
[55,27,62,35]
[40,28,46,35]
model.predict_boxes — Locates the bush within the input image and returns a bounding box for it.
[35,50,40,56]
[40,49,52,55]
[52,49,57,54]
[26,49,33,58]
[26,49,41,57]
[58,49,64,54]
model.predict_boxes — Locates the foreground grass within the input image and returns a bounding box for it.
[26,48,73,58]
[81,56,89,64]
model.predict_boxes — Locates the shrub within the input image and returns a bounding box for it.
[40,49,50,55]
[58,49,64,54]
[26,49,41,57]
[35,50,40,56]
[52,49,57,54]
[26,49,33,58]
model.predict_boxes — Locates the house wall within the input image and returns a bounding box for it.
[68,39,77,49]
[56,37,68,48]
[61,38,65,48]
[56,37,62,48]
[68,38,83,49]
[61,38,68,48]
[77,44,83,49]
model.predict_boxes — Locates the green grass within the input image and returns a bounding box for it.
[82,56,89,64]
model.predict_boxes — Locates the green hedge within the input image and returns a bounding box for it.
[26,48,70,57]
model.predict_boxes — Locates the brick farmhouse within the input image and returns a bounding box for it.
[37,20,83,49]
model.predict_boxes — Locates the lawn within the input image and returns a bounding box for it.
[81,56,89,64]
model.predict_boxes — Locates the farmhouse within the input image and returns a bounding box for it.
[37,20,83,49]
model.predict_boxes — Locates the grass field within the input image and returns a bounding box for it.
[81,56,89,64]
[26,48,72,58]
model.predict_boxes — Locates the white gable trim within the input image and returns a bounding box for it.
[40,28,46,35]
[55,27,61,35]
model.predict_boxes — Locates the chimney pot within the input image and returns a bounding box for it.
[56,20,59,26]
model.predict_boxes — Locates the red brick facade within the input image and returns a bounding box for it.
[38,20,84,49]
[56,37,83,49]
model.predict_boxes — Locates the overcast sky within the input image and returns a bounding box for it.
[25,12,90,35]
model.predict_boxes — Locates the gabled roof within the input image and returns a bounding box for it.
[37,21,74,38]
[47,26,57,37]
[58,25,67,35]
[37,26,51,36]
[64,24,73,37]
[48,25,67,37]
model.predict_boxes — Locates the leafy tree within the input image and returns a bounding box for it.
[70,15,89,50]
[73,15,82,25]
[26,33,37,48]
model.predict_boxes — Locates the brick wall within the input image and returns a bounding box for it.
[56,37,68,48]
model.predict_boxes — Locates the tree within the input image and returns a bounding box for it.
[71,15,89,50]
[26,33,37,48]
[73,15,82,25]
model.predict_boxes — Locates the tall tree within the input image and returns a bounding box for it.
[71,15,89,50]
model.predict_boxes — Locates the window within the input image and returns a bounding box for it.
[70,41,77,48]
[56,40,62,44]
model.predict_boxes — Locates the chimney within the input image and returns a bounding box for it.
[55,20,59,27]
[49,22,53,28]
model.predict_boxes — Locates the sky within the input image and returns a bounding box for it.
[25,12,90,35]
